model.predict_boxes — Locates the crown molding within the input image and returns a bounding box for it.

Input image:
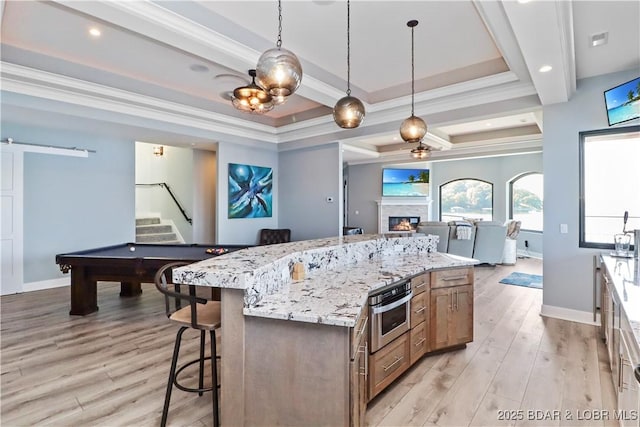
[1,62,279,143]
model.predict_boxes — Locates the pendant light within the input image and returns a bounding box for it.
[333,0,365,129]
[256,0,303,98]
[232,69,275,114]
[399,20,427,144]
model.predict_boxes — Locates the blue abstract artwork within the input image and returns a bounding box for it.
[228,163,273,218]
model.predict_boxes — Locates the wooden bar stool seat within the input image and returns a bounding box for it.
[154,261,221,427]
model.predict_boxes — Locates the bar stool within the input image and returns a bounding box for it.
[154,261,220,427]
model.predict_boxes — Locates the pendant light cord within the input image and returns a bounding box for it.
[277,0,283,48]
[411,23,415,116]
[346,0,351,95]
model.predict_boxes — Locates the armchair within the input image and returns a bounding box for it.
[416,221,449,252]
[472,221,508,264]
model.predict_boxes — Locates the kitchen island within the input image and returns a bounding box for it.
[599,255,640,425]
[174,234,478,426]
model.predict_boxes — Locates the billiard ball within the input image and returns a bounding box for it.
[129,246,136,252]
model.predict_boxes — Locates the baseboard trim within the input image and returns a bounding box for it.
[517,249,542,259]
[540,304,599,326]
[23,277,70,293]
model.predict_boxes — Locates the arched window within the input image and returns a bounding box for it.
[509,172,543,232]
[440,179,493,222]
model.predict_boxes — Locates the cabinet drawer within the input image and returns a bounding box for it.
[369,333,410,399]
[410,292,428,329]
[411,273,429,296]
[431,267,473,288]
[410,321,427,365]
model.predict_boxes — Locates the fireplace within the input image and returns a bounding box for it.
[377,198,431,233]
[389,216,420,231]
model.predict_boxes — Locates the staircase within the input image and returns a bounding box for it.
[135,217,183,244]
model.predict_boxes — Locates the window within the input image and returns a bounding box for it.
[440,179,493,222]
[509,173,543,232]
[580,126,640,249]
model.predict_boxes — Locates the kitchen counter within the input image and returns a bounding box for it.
[174,233,478,326]
[244,251,475,327]
[601,255,640,348]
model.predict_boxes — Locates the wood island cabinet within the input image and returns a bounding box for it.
[429,268,474,351]
[369,332,411,398]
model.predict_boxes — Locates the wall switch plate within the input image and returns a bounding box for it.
[560,224,568,234]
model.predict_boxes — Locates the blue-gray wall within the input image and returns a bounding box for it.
[346,162,385,234]
[543,68,639,315]
[2,123,134,283]
[216,141,279,245]
[279,143,343,240]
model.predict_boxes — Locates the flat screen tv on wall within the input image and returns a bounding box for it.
[382,168,429,197]
[604,76,640,126]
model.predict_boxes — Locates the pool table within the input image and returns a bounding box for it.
[56,243,249,316]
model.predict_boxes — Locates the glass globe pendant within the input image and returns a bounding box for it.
[256,0,303,97]
[400,115,427,143]
[333,0,365,129]
[400,20,427,144]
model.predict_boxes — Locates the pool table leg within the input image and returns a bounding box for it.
[69,267,98,316]
[120,282,142,297]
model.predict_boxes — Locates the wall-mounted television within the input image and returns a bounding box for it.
[382,168,429,197]
[604,76,640,126]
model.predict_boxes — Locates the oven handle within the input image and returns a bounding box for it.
[371,292,413,314]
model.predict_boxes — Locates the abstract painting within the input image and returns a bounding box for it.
[228,163,273,218]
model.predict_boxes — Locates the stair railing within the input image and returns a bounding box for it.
[136,183,192,225]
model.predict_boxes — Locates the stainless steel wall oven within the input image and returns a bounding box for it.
[369,280,412,353]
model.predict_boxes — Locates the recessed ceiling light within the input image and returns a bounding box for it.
[591,32,608,47]
[517,0,531,3]
[486,123,492,127]
[539,65,553,73]
[189,64,209,73]
[89,28,101,37]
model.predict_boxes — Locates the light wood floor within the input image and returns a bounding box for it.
[1,257,616,427]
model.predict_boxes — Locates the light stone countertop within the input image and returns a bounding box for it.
[244,251,476,327]
[601,255,640,350]
[173,234,478,327]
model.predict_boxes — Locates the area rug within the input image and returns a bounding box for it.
[499,272,543,289]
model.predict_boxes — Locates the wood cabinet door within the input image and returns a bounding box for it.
[350,311,368,427]
[350,339,367,427]
[429,287,452,351]
[451,285,473,345]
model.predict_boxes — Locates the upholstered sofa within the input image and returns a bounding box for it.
[416,220,508,264]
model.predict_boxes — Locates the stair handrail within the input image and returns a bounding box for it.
[136,182,192,225]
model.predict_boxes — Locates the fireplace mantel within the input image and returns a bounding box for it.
[377,198,432,233]
[376,197,432,206]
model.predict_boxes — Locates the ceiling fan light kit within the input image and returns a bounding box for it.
[400,19,428,153]
[410,141,431,159]
[232,69,275,114]
[333,0,365,129]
